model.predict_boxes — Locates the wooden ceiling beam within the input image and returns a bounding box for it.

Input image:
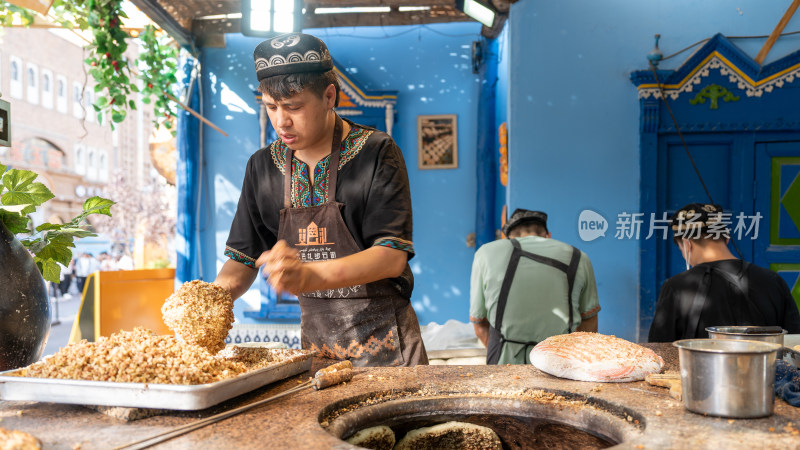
[194,9,472,38]
[304,10,472,28]
[142,0,521,46]
[192,17,240,36]
[307,0,456,7]
[491,0,518,14]
[130,0,193,47]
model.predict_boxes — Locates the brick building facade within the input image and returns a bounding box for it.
[0,26,156,227]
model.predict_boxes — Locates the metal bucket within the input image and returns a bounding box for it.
[673,339,781,418]
[706,326,787,346]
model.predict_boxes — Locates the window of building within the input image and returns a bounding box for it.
[87,148,97,180]
[74,144,86,175]
[56,75,67,113]
[99,151,109,182]
[72,82,84,118]
[84,89,94,123]
[41,69,53,109]
[9,56,23,99]
[26,63,38,105]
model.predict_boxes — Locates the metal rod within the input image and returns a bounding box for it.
[115,380,312,450]
[164,91,228,137]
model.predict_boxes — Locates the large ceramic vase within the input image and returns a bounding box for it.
[0,220,50,371]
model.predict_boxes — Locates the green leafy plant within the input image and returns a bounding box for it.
[0,1,34,26]
[0,163,115,283]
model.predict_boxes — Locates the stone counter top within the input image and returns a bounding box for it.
[0,344,798,449]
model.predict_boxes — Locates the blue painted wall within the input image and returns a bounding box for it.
[197,23,488,325]
[495,26,509,215]
[506,0,800,341]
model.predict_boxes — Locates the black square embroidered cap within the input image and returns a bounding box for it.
[671,203,730,238]
[504,209,548,236]
[253,33,333,81]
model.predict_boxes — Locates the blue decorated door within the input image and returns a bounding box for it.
[631,33,800,340]
[754,141,800,314]
[648,135,800,340]
[655,134,755,286]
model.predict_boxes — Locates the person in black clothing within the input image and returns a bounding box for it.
[649,203,800,342]
[214,33,427,367]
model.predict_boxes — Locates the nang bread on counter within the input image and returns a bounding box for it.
[0,427,41,450]
[530,332,664,382]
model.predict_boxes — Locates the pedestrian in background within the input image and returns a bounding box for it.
[75,252,98,293]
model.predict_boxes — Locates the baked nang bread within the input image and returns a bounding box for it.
[0,427,41,450]
[162,280,234,354]
[530,332,664,382]
[394,422,502,450]
[345,425,395,450]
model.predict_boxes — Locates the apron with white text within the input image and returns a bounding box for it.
[277,116,427,367]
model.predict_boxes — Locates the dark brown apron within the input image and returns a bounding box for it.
[277,115,427,367]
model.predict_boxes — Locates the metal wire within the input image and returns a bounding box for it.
[114,380,313,450]
[661,29,800,62]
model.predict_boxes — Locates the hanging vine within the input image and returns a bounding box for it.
[0,0,180,130]
[84,0,134,125]
[137,25,179,129]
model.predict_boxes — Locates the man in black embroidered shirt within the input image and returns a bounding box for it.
[648,203,800,342]
[213,33,427,366]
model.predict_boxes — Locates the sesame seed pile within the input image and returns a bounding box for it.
[10,328,310,385]
[13,328,244,384]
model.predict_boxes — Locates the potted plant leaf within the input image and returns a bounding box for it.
[0,162,114,371]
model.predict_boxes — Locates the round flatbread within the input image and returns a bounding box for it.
[0,427,41,450]
[345,425,395,450]
[394,421,502,450]
[530,332,664,382]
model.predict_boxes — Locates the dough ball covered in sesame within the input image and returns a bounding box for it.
[162,280,234,354]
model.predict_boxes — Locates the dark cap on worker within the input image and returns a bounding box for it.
[253,33,333,81]
[671,203,729,239]
[503,209,548,237]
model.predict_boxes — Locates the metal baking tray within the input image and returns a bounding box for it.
[0,352,313,411]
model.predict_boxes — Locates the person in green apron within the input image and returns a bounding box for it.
[648,203,800,342]
[214,33,428,367]
[469,209,600,365]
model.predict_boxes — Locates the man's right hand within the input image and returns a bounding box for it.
[472,320,490,348]
[256,240,316,295]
